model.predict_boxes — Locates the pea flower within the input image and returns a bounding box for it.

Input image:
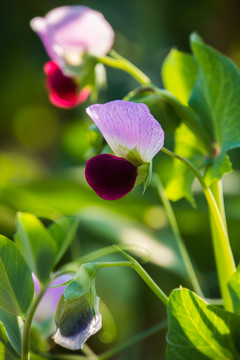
[43,61,91,108]
[30,6,114,108]
[85,100,164,200]
[30,6,114,70]
[53,264,102,350]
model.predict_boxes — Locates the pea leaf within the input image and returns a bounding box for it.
[228,264,240,316]
[167,288,240,360]
[47,216,79,267]
[0,308,21,356]
[163,34,240,202]
[162,49,198,106]
[162,48,207,204]
[189,32,240,183]
[14,212,57,283]
[0,235,34,316]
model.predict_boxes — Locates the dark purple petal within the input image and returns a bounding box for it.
[85,154,137,200]
[44,61,90,108]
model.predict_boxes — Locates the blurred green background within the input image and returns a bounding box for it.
[2,0,240,359]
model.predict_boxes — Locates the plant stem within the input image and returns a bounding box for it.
[152,173,204,297]
[107,247,169,306]
[98,320,167,360]
[161,147,235,311]
[22,280,50,360]
[95,53,151,85]
[209,180,234,311]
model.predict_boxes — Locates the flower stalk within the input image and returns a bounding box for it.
[152,173,204,297]
[161,147,235,311]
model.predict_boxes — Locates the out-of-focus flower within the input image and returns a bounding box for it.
[30,6,114,70]
[85,100,164,200]
[44,61,90,108]
[33,273,72,323]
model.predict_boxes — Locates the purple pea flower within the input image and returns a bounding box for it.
[30,6,114,71]
[85,100,164,200]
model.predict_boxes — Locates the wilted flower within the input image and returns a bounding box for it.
[44,61,90,108]
[30,6,114,70]
[85,100,164,200]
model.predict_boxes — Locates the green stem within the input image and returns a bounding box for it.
[161,147,235,311]
[95,53,151,85]
[152,173,204,297]
[56,244,151,276]
[22,280,50,360]
[210,180,228,229]
[98,320,167,360]
[209,180,234,311]
[108,247,169,306]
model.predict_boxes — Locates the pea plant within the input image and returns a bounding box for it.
[1,5,240,360]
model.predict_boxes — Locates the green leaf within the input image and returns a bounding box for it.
[189,32,240,182]
[163,34,240,202]
[48,216,79,267]
[165,123,206,205]
[167,288,240,360]
[0,235,34,316]
[228,264,240,316]
[0,308,21,356]
[64,263,99,300]
[162,48,209,203]
[14,212,58,283]
[162,49,198,106]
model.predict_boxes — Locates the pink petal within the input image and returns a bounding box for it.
[85,154,137,200]
[30,6,114,68]
[86,100,164,163]
[44,61,90,108]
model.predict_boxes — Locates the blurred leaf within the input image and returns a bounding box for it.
[0,152,42,186]
[77,207,187,278]
[64,263,99,300]
[0,308,21,356]
[167,288,240,359]
[13,106,58,151]
[0,342,19,360]
[228,264,240,316]
[54,286,101,350]
[48,216,79,267]
[0,235,34,316]
[62,120,92,160]
[14,213,57,283]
